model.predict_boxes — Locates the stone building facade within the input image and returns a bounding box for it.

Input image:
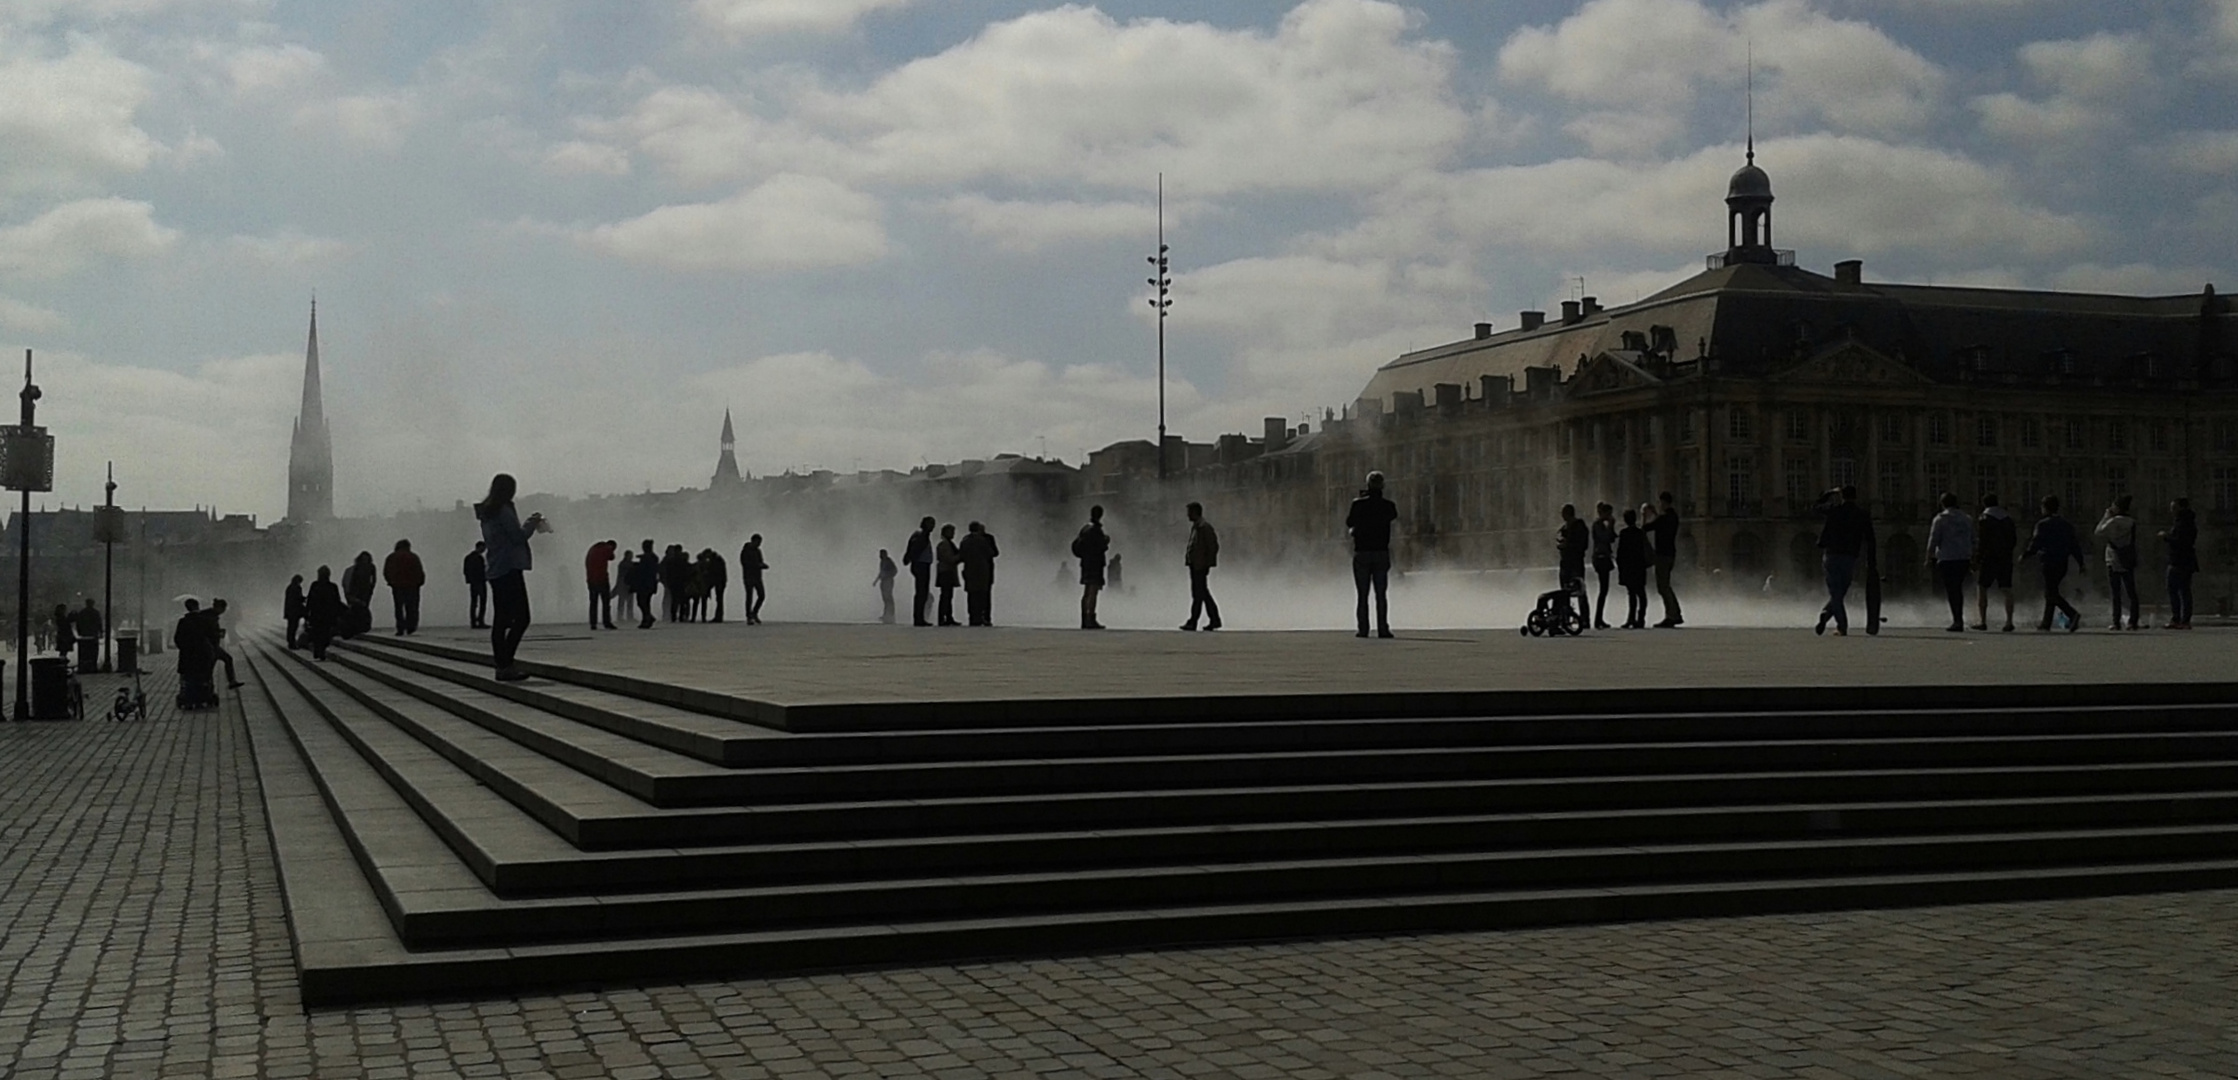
[1172,149,2238,609]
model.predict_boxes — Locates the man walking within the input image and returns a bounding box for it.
[585,539,618,630]
[904,516,936,627]
[629,539,661,630]
[283,574,305,650]
[1073,505,1111,630]
[383,539,426,635]
[1926,492,1973,632]
[1814,485,1872,636]
[202,599,243,690]
[462,542,489,629]
[1974,494,2017,632]
[2024,495,2087,631]
[738,535,769,624]
[1180,502,1221,631]
[1347,471,1398,638]
[1650,491,1684,627]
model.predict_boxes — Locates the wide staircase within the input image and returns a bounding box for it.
[239,634,2238,1006]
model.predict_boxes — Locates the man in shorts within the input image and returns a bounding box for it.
[1973,493,2017,631]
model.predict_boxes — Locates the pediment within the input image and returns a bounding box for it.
[1571,351,1663,396]
[1775,340,1926,385]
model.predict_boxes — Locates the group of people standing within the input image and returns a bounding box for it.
[890,517,1001,627]
[1552,492,1689,632]
[588,537,770,631]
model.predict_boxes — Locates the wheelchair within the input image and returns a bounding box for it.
[1521,578,1589,637]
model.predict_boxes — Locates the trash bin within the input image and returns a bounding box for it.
[116,632,139,675]
[30,657,72,719]
[75,637,100,675]
[145,627,162,655]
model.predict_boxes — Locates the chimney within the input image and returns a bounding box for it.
[1835,259,1862,286]
[1434,382,1463,408]
[1519,310,1546,331]
[1560,300,1582,325]
[1473,322,1494,340]
[1480,374,1511,404]
[1263,416,1288,449]
[1581,296,1601,316]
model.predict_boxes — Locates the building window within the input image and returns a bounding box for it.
[1878,458,1909,505]
[1726,454,1755,514]
[2108,420,2128,452]
[1642,417,1657,449]
[1975,464,1999,505]
[2108,466,2128,502]
[1680,410,1697,445]
[1927,414,1950,446]
[1880,414,1906,444]
[2217,467,2238,512]
[1976,416,1998,449]
[2153,466,2173,507]
[2216,421,2235,453]
[2065,420,2086,451]
[1926,460,1952,501]
[1832,457,1858,490]
[2021,418,2042,449]
[1785,454,1813,505]
[2151,422,2170,453]
[2017,469,2041,514]
[1611,422,1626,453]
[2062,465,2085,511]
[1729,408,1753,442]
[1786,410,1811,442]
[1679,458,1697,510]
[1559,426,1573,458]
[1585,424,1599,453]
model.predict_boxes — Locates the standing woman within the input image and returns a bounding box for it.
[2162,497,2198,629]
[476,473,544,681]
[1589,502,1618,631]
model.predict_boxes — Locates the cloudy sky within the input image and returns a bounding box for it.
[6,0,2237,520]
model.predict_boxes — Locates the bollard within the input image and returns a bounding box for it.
[115,632,138,675]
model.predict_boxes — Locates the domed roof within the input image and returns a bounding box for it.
[1727,156,1772,200]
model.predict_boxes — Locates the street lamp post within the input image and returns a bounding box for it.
[1145,174,1172,480]
[97,463,119,673]
[2,350,54,721]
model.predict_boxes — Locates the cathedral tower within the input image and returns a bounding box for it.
[286,301,334,522]
[710,409,743,488]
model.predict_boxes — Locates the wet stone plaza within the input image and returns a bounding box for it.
[2,627,2237,1079]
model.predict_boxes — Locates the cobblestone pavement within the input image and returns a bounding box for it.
[2,674,2235,1079]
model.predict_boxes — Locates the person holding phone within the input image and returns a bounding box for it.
[476,473,543,681]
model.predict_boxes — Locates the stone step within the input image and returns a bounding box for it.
[342,638,2238,767]
[346,632,2238,732]
[255,640,2238,905]
[260,641,2238,855]
[316,645,2238,809]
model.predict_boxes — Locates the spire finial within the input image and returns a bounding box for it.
[1746,40,1755,164]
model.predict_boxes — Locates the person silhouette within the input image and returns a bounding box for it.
[904,516,936,627]
[738,535,769,624]
[1073,505,1110,630]
[475,473,544,681]
[958,522,1000,626]
[462,541,489,629]
[934,524,960,627]
[1346,472,1398,638]
[875,549,899,624]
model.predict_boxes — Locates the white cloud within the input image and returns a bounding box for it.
[1317,135,2092,263]
[2166,130,2238,173]
[1499,0,1944,153]
[939,195,1192,253]
[544,140,631,177]
[1973,32,2156,144]
[0,198,179,279]
[222,229,346,267]
[293,91,418,152]
[614,0,1469,196]
[0,294,64,333]
[580,173,888,272]
[0,37,159,193]
[691,0,912,36]
[225,42,325,97]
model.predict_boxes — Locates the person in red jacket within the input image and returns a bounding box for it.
[585,539,619,630]
[381,539,427,636]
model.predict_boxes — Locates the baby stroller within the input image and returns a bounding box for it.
[1521,578,1589,637]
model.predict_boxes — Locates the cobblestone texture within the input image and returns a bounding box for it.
[2,670,2236,1079]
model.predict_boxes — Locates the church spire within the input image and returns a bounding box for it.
[286,298,335,522]
[711,409,744,488]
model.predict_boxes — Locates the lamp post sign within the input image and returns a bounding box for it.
[2,349,53,720]
[96,464,122,673]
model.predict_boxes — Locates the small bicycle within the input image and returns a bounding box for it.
[107,667,147,722]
